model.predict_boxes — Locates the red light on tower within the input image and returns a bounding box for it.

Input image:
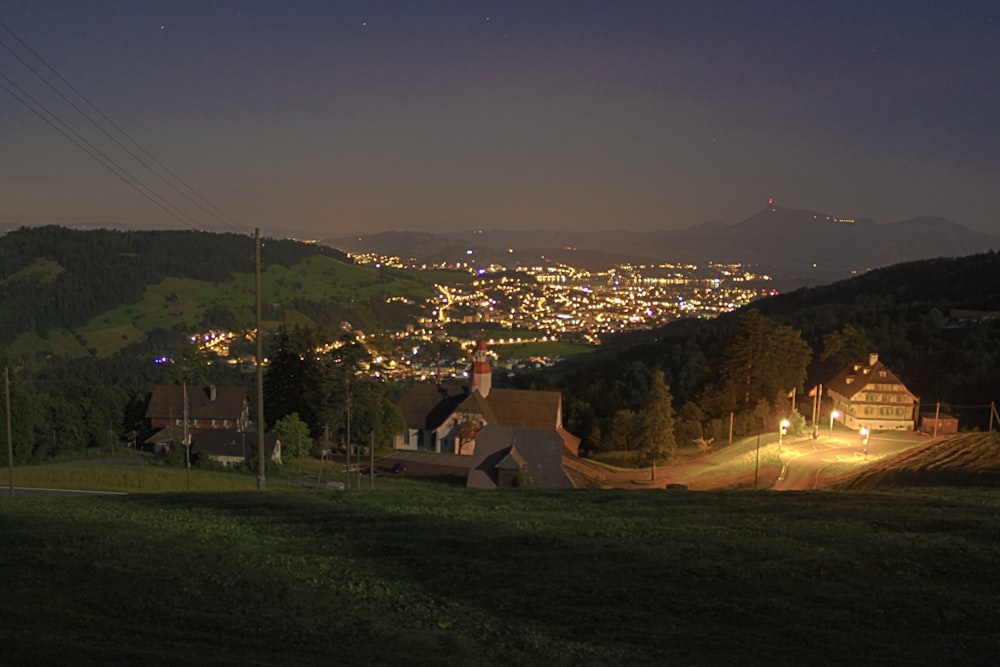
[767,197,774,206]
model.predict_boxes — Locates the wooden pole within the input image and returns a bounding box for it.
[345,379,352,491]
[5,367,13,498]
[933,401,940,438]
[255,228,266,491]
[753,432,760,490]
[183,382,190,491]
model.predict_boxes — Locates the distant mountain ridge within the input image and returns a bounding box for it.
[326,206,1000,284]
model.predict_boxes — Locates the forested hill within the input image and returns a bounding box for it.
[0,226,348,347]
[544,251,1000,449]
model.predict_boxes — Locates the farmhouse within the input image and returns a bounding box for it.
[827,353,918,432]
[143,384,250,453]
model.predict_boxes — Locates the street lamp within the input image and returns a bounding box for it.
[779,419,790,452]
[829,409,840,436]
[860,426,870,460]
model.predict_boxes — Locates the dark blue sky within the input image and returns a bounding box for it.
[2,1,998,236]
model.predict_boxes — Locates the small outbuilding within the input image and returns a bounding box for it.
[466,425,575,489]
[919,412,959,436]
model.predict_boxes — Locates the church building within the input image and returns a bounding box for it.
[394,338,580,456]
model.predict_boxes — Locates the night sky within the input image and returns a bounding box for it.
[2,1,998,237]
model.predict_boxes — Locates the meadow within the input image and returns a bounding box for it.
[2,482,998,666]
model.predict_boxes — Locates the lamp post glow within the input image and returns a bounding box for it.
[829,409,840,436]
[779,419,790,451]
[860,426,870,460]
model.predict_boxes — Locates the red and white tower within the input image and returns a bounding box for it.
[470,336,492,398]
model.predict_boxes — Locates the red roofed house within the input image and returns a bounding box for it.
[394,338,580,456]
[826,353,918,432]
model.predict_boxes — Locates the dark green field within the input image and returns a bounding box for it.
[2,485,998,666]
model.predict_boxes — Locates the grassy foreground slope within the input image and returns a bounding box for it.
[2,486,999,666]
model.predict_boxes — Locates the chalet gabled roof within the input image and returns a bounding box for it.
[145,385,248,422]
[826,355,913,400]
[397,382,466,430]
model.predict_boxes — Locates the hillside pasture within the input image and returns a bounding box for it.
[8,255,472,358]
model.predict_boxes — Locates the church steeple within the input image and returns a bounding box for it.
[470,336,492,398]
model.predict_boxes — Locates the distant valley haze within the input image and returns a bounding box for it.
[5,202,999,289]
[326,204,1000,285]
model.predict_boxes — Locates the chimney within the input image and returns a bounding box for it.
[868,353,879,367]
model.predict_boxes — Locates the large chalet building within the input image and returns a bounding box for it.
[395,338,580,457]
[826,353,918,432]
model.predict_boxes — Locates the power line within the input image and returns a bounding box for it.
[0,31,246,235]
[0,72,204,231]
[0,20,250,236]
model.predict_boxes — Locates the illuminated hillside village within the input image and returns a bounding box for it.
[189,257,774,382]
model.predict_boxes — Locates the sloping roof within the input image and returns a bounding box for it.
[143,426,176,445]
[826,356,913,400]
[495,445,526,471]
[485,388,561,429]
[556,426,581,457]
[466,425,575,489]
[145,385,248,422]
[455,390,499,423]
[397,382,466,430]
[191,430,280,460]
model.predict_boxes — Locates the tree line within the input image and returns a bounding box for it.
[0,225,348,347]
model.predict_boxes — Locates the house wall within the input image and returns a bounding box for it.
[394,429,421,451]
[830,384,915,432]
[919,416,959,435]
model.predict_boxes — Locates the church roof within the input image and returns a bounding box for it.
[484,388,561,428]
[466,426,575,489]
[456,390,500,423]
[398,382,467,430]
[495,445,526,471]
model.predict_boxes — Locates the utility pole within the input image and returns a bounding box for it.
[317,424,328,489]
[370,431,375,490]
[345,378,352,491]
[255,227,266,491]
[183,383,190,490]
[753,432,760,490]
[5,367,13,498]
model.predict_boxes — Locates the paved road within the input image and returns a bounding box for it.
[4,486,126,497]
[772,430,929,490]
